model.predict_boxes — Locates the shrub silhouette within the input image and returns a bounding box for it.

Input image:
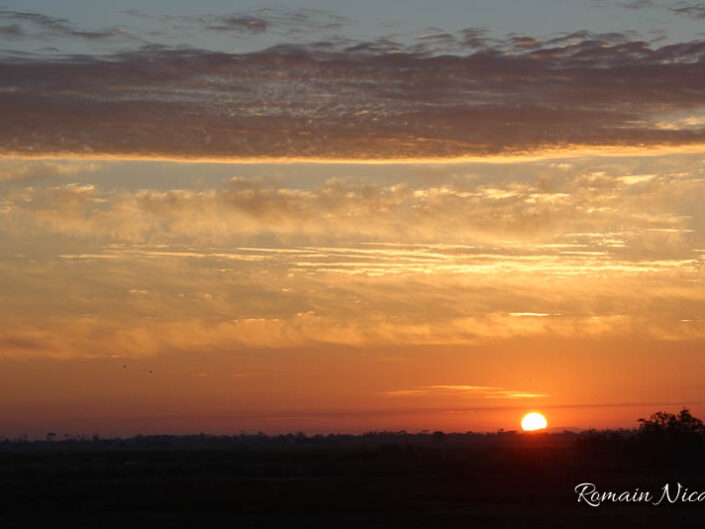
[431,431,446,445]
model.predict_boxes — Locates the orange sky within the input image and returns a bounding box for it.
[1,154,704,437]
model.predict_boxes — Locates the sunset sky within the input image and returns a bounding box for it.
[2,0,705,437]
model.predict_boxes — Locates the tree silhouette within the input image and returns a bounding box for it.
[638,408,705,436]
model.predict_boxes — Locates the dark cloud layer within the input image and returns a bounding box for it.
[3,27,705,159]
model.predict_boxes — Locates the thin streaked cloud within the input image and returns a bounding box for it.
[384,385,549,399]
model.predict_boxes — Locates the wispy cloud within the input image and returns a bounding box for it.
[203,8,351,34]
[0,8,132,40]
[120,7,351,36]
[384,385,548,399]
[620,0,657,9]
[1,160,701,248]
[670,1,705,18]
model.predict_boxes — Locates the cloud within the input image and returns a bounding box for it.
[2,26,705,159]
[0,310,667,359]
[122,7,351,36]
[242,7,350,33]
[621,0,657,9]
[2,157,704,358]
[207,16,270,34]
[0,8,130,40]
[0,160,101,182]
[459,27,493,48]
[670,1,705,18]
[0,24,24,37]
[1,158,702,251]
[384,385,548,399]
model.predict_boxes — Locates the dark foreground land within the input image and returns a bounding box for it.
[2,429,705,528]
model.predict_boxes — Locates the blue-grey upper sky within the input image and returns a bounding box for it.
[2,0,705,56]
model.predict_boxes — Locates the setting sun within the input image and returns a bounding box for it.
[521,412,548,432]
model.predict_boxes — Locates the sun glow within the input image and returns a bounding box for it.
[521,412,548,431]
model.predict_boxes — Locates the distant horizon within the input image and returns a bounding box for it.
[3,400,703,439]
[4,410,702,441]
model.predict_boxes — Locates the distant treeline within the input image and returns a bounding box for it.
[2,408,702,455]
[0,429,567,450]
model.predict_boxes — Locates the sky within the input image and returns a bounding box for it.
[2,1,705,437]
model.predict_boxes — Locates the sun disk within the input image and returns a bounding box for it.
[521,412,547,431]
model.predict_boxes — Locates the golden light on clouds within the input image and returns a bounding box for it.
[2,150,705,435]
[5,143,705,164]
